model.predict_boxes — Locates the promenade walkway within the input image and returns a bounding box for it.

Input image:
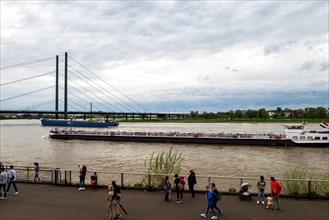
[0,183,328,220]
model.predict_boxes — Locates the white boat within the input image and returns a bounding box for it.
[284,123,329,146]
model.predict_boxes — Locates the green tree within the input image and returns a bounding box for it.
[258,108,269,120]
[316,107,328,118]
[305,108,317,119]
[235,110,243,118]
[229,110,235,120]
[246,109,258,119]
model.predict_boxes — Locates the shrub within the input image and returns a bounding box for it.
[143,147,183,189]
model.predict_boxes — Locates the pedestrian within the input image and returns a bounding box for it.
[257,175,266,205]
[201,185,217,219]
[107,184,117,220]
[7,165,18,195]
[187,168,197,198]
[78,165,87,191]
[34,162,41,183]
[211,183,222,215]
[174,173,184,204]
[0,167,8,200]
[164,176,171,201]
[112,180,121,219]
[270,177,282,211]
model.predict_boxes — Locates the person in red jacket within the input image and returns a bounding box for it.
[270,177,282,211]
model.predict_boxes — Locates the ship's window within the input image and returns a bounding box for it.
[323,137,328,140]
[314,137,320,140]
[307,136,313,140]
[300,136,306,140]
[292,136,298,140]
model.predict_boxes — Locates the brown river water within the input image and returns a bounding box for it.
[0,120,328,178]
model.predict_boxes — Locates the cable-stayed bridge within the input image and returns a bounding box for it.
[0,53,189,120]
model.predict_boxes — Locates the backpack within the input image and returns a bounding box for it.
[180,177,185,185]
[213,189,222,201]
[177,177,185,190]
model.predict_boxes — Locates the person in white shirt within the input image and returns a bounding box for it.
[7,165,18,195]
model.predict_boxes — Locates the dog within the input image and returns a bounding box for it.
[266,196,273,209]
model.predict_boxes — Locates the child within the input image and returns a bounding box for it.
[266,196,273,209]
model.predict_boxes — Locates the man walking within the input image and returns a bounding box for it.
[270,176,282,211]
[7,165,19,195]
[188,169,197,198]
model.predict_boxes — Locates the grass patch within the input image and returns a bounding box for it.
[282,168,329,197]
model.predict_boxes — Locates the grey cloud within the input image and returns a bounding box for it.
[263,41,296,55]
[300,61,314,71]
[318,62,328,71]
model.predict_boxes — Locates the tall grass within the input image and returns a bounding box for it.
[282,168,329,197]
[143,147,183,188]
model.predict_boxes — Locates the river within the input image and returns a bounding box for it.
[0,120,328,178]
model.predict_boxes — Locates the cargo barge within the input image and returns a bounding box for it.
[48,123,329,147]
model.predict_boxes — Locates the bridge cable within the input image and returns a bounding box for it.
[66,69,129,112]
[0,70,60,87]
[0,56,56,70]
[59,58,135,112]
[0,86,55,102]
[69,56,150,113]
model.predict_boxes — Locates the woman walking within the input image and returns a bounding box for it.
[34,162,41,183]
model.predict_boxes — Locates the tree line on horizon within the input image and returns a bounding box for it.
[190,106,328,120]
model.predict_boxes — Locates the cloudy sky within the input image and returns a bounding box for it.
[1,1,328,113]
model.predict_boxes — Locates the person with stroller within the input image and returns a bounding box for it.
[257,175,266,205]
[200,185,217,219]
[270,177,282,211]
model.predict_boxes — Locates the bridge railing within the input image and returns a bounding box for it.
[4,166,329,199]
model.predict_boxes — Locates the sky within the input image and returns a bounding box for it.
[1,0,328,113]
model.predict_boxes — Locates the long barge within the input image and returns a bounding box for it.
[41,118,119,128]
[48,123,329,147]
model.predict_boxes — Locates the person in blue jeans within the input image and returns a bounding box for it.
[201,186,217,219]
[257,175,266,205]
[0,167,8,199]
[7,165,18,195]
[78,165,87,191]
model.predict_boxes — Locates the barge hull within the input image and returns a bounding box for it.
[49,134,307,146]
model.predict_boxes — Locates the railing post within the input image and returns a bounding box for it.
[27,167,29,182]
[208,177,211,186]
[121,173,124,189]
[240,178,243,186]
[148,174,151,191]
[69,171,72,185]
[65,171,67,185]
[308,181,312,199]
